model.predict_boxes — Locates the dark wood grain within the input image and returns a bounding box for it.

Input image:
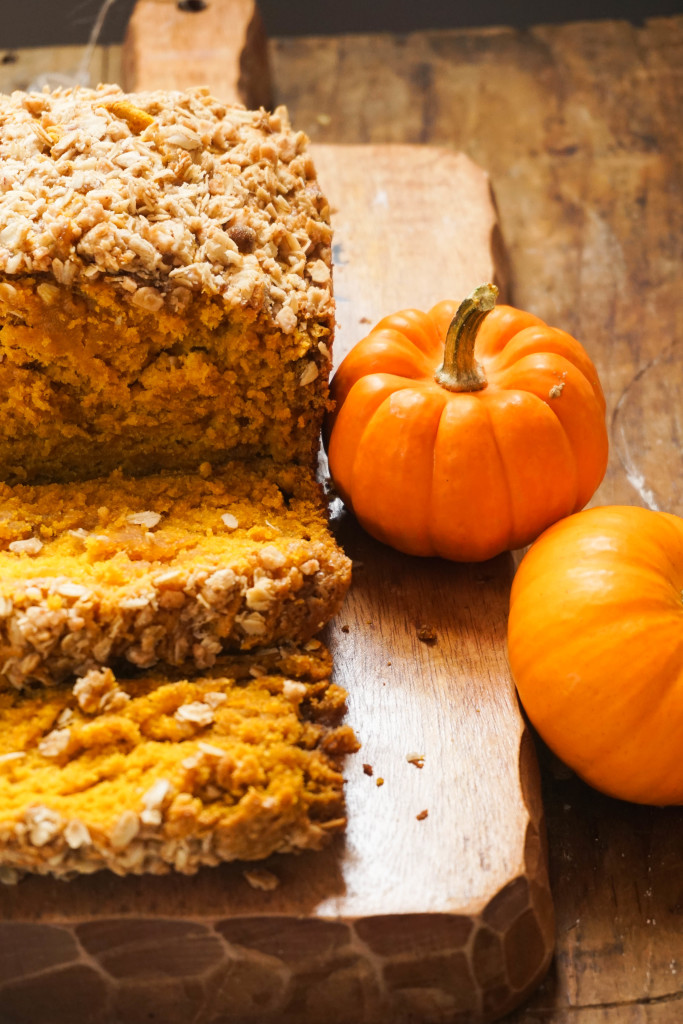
[268,16,683,1023]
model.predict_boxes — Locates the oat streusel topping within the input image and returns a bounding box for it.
[0,648,358,878]
[0,85,333,320]
[0,460,352,689]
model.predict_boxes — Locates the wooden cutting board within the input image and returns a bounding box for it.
[0,5,553,1023]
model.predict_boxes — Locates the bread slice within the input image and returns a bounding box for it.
[0,85,333,483]
[0,459,350,689]
[0,643,358,880]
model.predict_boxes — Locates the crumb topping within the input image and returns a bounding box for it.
[0,461,352,689]
[243,866,280,891]
[127,511,162,529]
[0,85,333,320]
[0,650,357,876]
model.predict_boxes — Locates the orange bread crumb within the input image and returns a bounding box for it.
[0,645,359,879]
[0,460,350,689]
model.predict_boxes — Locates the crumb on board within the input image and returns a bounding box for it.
[549,382,565,399]
[0,865,20,885]
[376,777,384,787]
[416,809,429,821]
[341,625,350,633]
[417,625,437,643]
[243,867,280,891]
[406,753,425,769]
[360,316,371,324]
[363,763,374,777]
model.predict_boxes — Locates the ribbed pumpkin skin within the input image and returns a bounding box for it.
[326,300,608,561]
[508,505,683,805]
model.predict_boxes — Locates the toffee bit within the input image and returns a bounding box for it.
[417,624,437,643]
[228,223,256,253]
[362,763,374,777]
[416,809,429,821]
[243,867,280,891]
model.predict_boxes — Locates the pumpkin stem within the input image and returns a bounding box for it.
[435,283,498,392]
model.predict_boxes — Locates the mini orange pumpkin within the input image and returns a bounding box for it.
[507,505,683,805]
[326,285,608,561]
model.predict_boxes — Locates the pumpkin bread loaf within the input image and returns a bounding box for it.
[0,644,359,880]
[0,87,356,878]
[0,85,333,484]
[0,458,351,691]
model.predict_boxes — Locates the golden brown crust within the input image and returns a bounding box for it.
[0,648,359,881]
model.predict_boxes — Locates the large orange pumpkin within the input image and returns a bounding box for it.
[326,285,608,561]
[508,505,683,805]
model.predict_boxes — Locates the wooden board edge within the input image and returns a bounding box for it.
[120,0,272,109]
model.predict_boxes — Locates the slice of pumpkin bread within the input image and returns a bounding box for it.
[0,644,359,880]
[0,85,333,484]
[0,459,350,690]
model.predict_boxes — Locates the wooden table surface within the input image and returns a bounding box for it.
[265,15,683,1024]
[1,11,682,1023]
